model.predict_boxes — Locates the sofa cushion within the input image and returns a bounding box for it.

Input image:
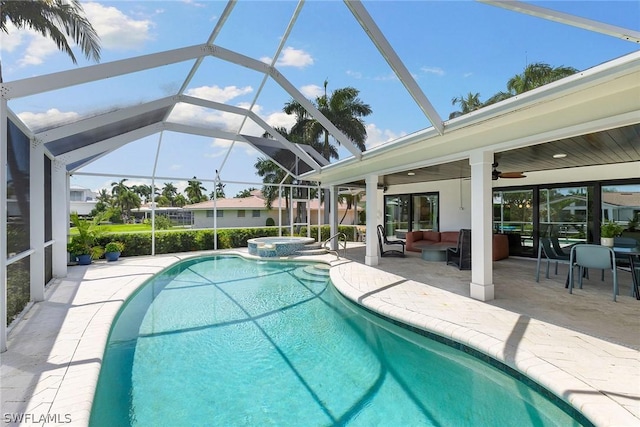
[440,231,460,244]
[421,231,441,243]
[493,234,510,261]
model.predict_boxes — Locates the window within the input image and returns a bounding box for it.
[206,210,223,218]
[384,192,439,236]
[237,210,245,218]
[206,210,214,218]
[252,210,260,218]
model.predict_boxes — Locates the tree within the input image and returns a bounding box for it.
[0,0,101,65]
[209,182,226,200]
[133,184,154,204]
[284,80,372,162]
[110,179,140,221]
[236,188,257,198]
[449,92,482,119]
[173,194,187,207]
[161,183,178,206]
[185,177,208,204]
[255,156,292,211]
[507,63,577,95]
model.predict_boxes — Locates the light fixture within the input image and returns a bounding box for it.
[407,172,415,176]
[553,153,567,159]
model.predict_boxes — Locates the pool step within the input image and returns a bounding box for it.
[292,265,330,282]
[296,242,328,256]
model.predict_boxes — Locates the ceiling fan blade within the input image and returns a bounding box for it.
[499,171,526,179]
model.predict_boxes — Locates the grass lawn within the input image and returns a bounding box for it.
[69,223,153,235]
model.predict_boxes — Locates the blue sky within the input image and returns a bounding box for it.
[1,0,639,198]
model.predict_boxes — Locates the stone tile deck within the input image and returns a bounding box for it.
[1,246,639,426]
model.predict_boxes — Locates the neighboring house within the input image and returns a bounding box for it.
[185,190,360,229]
[69,186,97,216]
[131,203,192,226]
[602,192,640,223]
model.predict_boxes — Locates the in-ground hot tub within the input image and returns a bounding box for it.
[247,236,316,257]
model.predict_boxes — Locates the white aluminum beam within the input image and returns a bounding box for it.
[179,95,322,172]
[345,0,444,135]
[480,0,640,44]
[269,71,364,159]
[206,44,363,159]
[2,44,212,99]
[0,96,7,352]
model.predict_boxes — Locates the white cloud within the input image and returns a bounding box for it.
[346,70,363,79]
[373,72,399,81]
[170,164,182,171]
[186,85,253,103]
[300,84,323,99]
[364,123,406,149]
[0,23,24,52]
[463,72,473,78]
[421,66,445,76]
[84,3,153,50]
[262,46,314,68]
[1,2,153,67]
[266,111,297,131]
[17,109,80,130]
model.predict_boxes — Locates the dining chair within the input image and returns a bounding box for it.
[535,237,571,282]
[568,244,618,301]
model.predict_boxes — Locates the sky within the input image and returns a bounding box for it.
[1,0,639,199]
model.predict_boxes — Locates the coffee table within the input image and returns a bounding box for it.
[420,243,455,261]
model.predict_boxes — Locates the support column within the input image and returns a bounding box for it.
[365,174,379,266]
[1,95,8,352]
[328,185,338,250]
[469,151,494,301]
[29,139,45,302]
[51,160,68,278]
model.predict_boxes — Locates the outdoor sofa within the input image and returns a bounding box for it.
[406,230,509,261]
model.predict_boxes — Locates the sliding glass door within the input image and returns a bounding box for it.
[384,192,439,238]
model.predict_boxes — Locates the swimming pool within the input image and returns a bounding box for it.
[90,255,586,426]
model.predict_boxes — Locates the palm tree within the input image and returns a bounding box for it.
[110,179,140,221]
[133,184,153,204]
[507,62,578,95]
[95,188,111,204]
[0,0,101,65]
[161,183,178,206]
[449,92,482,119]
[285,80,372,162]
[255,157,292,211]
[236,188,256,198]
[185,177,208,204]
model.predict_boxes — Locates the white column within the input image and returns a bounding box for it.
[1,96,8,352]
[469,151,494,301]
[328,185,338,250]
[29,139,45,301]
[51,160,68,278]
[365,174,379,266]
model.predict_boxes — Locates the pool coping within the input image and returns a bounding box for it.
[2,250,638,426]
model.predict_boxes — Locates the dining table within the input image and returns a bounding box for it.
[613,245,640,300]
[564,244,640,300]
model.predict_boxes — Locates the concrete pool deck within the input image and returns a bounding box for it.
[1,245,639,426]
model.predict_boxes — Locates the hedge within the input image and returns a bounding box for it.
[94,225,359,258]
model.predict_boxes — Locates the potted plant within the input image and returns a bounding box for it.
[104,241,125,262]
[600,220,623,247]
[69,212,105,265]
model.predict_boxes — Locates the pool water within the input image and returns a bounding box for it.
[90,255,585,426]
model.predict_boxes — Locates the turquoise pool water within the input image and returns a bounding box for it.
[90,255,586,426]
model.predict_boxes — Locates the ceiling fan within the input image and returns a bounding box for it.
[492,162,526,180]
